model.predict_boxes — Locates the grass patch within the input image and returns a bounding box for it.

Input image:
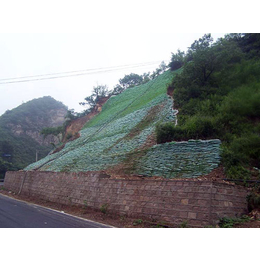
[100,203,109,214]
[218,215,251,228]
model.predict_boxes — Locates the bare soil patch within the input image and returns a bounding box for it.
[234,220,260,228]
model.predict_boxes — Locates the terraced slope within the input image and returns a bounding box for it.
[25,70,221,178]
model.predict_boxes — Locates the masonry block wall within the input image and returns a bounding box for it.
[4,171,248,227]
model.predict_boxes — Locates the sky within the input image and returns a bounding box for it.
[0,0,255,116]
[0,33,227,115]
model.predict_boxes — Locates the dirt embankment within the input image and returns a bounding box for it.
[50,97,110,154]
[63,96,110,141]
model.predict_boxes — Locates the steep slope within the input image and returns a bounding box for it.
[0,96,67,169]
[25,71,221,178]
[63,96,110,141]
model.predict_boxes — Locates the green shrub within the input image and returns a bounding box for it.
[133,219,143,226]
[100,203,109,214]
[222,134,260,170]
[163,34,260,180]
[225,166,251,181]
[184,116,218,139]
[156,116,218,143]
[218,215,251,228]
[83,200,88,209]
[156,123,182,143]
[180,221,188,228]
[247,193,260,212]
[221,146,244,169]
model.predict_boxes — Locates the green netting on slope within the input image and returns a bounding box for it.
[25,71,176,171]
[83,70,176,128]
[107,96,177,155]
[26,96,176,172]
[24,68,221,178]
[41,134,126,172]
[134,140,221,178]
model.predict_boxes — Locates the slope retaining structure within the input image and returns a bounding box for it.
[4,171,249,227]
[24,70,222,178]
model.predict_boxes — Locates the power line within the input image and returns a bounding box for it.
[0,60,169,85]
[0,60,162,81]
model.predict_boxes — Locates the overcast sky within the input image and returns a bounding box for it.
[0,0,254,118]
[0,33,226,115]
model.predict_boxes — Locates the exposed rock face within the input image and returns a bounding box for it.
[0,96,68,169]
[48,108,68,127]
[7,108,67,145]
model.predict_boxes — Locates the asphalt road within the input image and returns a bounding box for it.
[0,194,112,228]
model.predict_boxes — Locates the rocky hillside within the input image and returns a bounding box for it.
[0,96,67,169]
[26,71,221,178]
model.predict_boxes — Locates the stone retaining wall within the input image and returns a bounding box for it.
[4,171,249,227]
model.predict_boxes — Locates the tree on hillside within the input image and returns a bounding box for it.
[169,49,185,71]
[92,85,109,101]
[112,72,151,95]
[0,141,14,157]
[235,33,260,57]
[119,73,144,88]
[188,33,213,54]
[110,61,169,96]
[65,109,79,121]
[80,84,110,112]
[171,33,245,109]
[158,61,168,72]
[150,61,168,79]
[0,157,14,178]
[142,72,151,84]
[111,84,125,96]
[156,33,260,180]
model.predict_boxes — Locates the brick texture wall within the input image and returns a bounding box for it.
[4,171,249,227]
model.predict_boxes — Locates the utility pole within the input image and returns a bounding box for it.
[36,150,38,162]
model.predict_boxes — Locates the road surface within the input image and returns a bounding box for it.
[0,193,112,228]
